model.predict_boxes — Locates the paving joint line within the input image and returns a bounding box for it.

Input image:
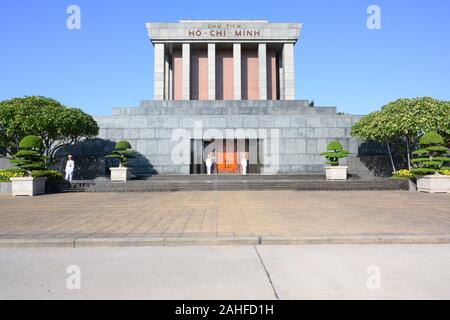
[254,246,279,300]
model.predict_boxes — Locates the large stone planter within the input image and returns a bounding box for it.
[0,182,12,194]
[110,167,131,181]
[417,175,450,193]
[325,166,348,180]
[10,177,47,196]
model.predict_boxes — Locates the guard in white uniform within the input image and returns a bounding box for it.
[241,154,248,175]
[65,155,75,181]
[205,155,213,175]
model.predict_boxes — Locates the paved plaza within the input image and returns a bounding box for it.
[0,191,449,241]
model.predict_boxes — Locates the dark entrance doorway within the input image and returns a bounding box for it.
[216,139,238,174]
[190,139,262,174]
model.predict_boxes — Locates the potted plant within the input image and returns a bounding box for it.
[411,132,450,193]
[106,140,136,181]
[9,135,47,196]
[321,140,350,180]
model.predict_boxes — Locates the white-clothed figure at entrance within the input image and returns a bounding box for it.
[241,154,248,175]
[65,155,75,181]
[205,154,213,175]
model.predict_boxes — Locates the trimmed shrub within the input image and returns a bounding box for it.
[438,169,450,176]
[19,135,43,150]
[11,135,47,175]
[115,140,132,150]
[31,170,64,181]
[105,140,136,167]
[392,169,413,180]
[320,140,349,166]
[411,132,450,175]
[418,132,444,146]
[0,168,26,182]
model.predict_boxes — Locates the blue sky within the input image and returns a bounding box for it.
[0,0,449,116]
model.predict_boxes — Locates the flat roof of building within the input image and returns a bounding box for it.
[146,20,302,44]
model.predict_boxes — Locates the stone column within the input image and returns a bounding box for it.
[282,43,295,100]
[278,52,284,100]
[182,43,190,100]
[154,43,165,100]
[258,43,267,100]
[169,54,173,100]
[164,52,170,100]
[233,43,241,100]
[208,43,216,100]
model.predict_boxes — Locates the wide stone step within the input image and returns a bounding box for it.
[85,179,407,192]
[47,176,408,193]
[136,174,328,180]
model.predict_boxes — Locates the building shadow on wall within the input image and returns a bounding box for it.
[51,139,156,180]
[356,140,408,178]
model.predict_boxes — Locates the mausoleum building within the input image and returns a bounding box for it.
[95,20,367,176]
[148,20,298,101]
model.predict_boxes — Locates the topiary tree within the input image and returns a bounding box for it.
[320,140,349,166]
[105,140,136,167]
[10,135,47,176]
[411,132,450,175]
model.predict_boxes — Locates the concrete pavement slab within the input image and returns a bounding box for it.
[257,244,450,299]
[0,246,276,300]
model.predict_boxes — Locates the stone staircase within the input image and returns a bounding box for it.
[47,175,408,193]
[46,180,95,193]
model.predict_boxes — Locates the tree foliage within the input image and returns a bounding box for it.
[352,97,450,141]
[320,140,349,166]
[351,97,450,172]
[105,140,136,167]
[0,96,99,163]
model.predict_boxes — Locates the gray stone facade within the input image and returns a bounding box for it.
[95,100,366,175]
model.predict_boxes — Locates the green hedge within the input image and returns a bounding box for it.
[391,169,413,180]
[31,170,64,181]
[0,169,64,182]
